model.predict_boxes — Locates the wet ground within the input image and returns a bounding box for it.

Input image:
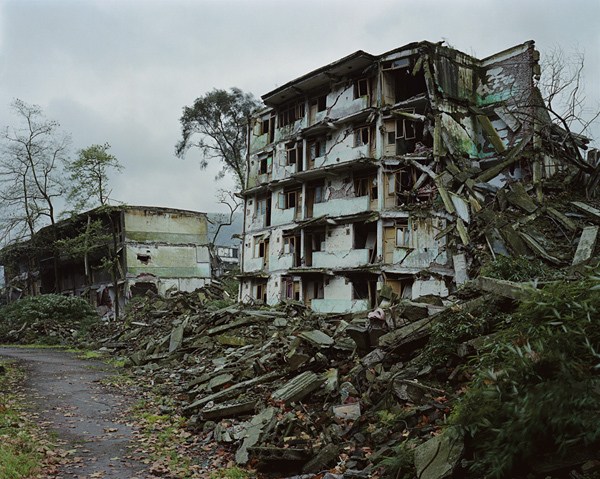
[0,347,150,479]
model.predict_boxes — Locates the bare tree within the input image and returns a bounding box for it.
[540,48,600,138]
[536,48,600,195]
[207,190,241,277]
[0,99,70,291]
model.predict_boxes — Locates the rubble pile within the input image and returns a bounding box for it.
[93,283,454,474]
[92,252,600,479]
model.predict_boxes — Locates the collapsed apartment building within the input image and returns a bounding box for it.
[0,206,212,314]
[239,40,600,313]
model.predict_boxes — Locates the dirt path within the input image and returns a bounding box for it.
[0,347,150,479]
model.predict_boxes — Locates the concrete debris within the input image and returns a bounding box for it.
[572,226,599,265]
[271,371,324,404]
[475,276,533,300]
[414,427,464,479]
[572,201,600,222]
[8,256,595,479]
[235,407,276,464]
[302,443,341,473]
[299,329,335,348]
[332,403,361,421]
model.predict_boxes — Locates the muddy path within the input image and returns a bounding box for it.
[0,347,151,479]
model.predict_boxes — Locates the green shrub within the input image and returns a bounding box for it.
[480,255,558,282]
[0,294,99,344]
[419,304,499,368]
[452,274,600,478]
[377,440,417,479]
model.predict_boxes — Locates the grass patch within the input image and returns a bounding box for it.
[210,466,252,479]
[0,360,48,478]
[130,399,198,477]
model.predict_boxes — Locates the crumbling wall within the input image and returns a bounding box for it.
[326,82,370,120]
[311,275,369,313]
[270,186,297,226]
[312,131,372,170]
[124,209,208,245]
[244,196,269,232]
[312,225,370,269]
[125,244,210,279]
[412,276,449,299]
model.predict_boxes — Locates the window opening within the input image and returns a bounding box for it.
[354,78,370,99]
[354,126,371,147]
[278,101,305,128]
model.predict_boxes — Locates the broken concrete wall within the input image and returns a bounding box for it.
[312,174,372,217]
[311,275,370,313]
[271,141,300,182]
[123,208,208,245]
[125,244,210,280]
[122,208,211,295]
[242,235,266,273]
[312,224,371,269]
[270,186,299,227]
[326,81,371,120]
[412,276,449,299]
[268,229,295,271]
[312,129,373,170]
[239,40,595,313]
[383,215,448,270]
[244,195,270,233]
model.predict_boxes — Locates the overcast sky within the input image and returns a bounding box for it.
[1,0,598,215]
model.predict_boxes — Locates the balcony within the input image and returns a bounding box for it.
[312,248,371,269]
[313,195,370,218]
[271,206,298,226]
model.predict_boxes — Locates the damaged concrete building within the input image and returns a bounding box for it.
[239,40,600,312]
[1,206,212,314]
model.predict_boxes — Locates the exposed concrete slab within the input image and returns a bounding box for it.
[414,426,464,479]
[572,202,600,222]
[271,371,324,404]
[572,226,599,265]
[452,253,468,285]
[476,276,532,300]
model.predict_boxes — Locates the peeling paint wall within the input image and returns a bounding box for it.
[124,209,207,244]
[125,244,210,278]
[240,40,550,313]
[311,225,370,269]
[311,276,370,313]
[123,209,211,290]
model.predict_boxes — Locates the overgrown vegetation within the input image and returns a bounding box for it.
[419,301,501,368]
[480,255,560,282]
[377,440,417,479]
[452,273,600,477]
[0,294,99,345]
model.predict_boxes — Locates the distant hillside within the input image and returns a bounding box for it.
[206,212,243,247]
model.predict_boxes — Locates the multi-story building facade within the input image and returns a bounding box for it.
[1,206,212,314]
[238,40,562,313]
